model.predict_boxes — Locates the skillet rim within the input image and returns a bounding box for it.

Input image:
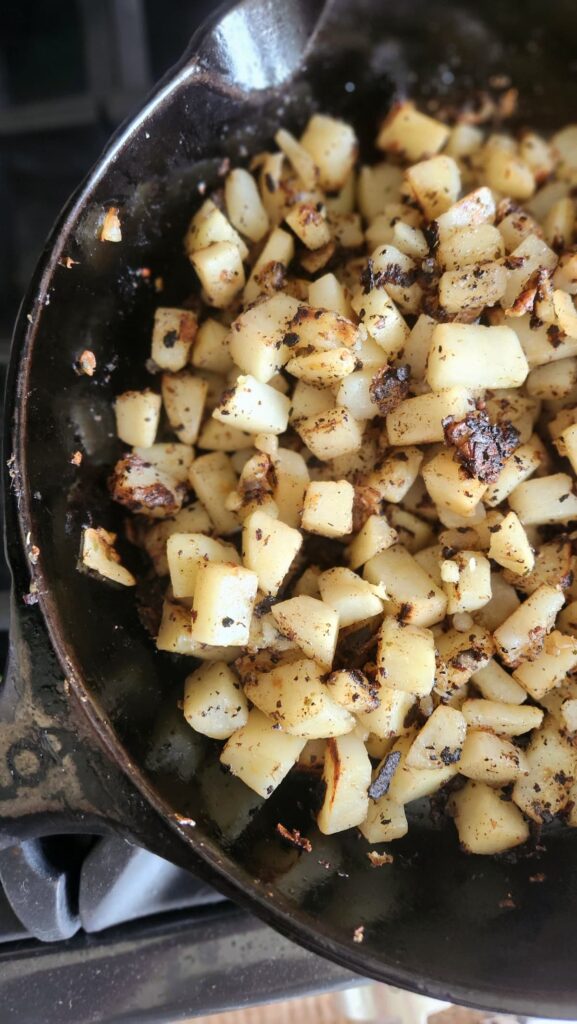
[5,4,577,1014]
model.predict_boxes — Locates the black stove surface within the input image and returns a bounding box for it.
[0,3,357,1020]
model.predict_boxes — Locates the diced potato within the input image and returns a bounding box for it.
[422,449,488,518]
[512,316,577,371]
[351,284,409,357]
[292,566,321,599]
[500,234,557,312]
[561,699,577,733]
[190,562,258,646]
[437,503,487,530]
[471,659,527,705]
[484,434,546,506]
[452,780,529,854]
[220,708,306,798]
[297,739,326,770]
[272,447,310,528]
[348,515,398,569]
[556,595,577,636]
[109,453,186,519]
[287,347,356,387]
[308,272,351,318]
[162,371,208,445]
[244,659,355,738]
[498,208,542,252]
[485,148,535,200]
[167,533,240,598]
[386,388,475,446]
[213,374,291,435]
[185,198,248,259]
[435,626,494,694]
[183,661,248,739]
[191,242,245,308]
[413,544,443,586]
[190,318,233,374]
[364,544,447,627]
[384,506,433,554]
[543,198,575,249]
[156,599,195,655]
[519,131,554,183]
[115,389,161,448]
[556,423,577,477]
[296,406,363,462]
[290,380,335,422]
[442,550,492,614]
[318,566,384,627]
[487,511,534,575]
[80,527,135,587]
[369,245,422,315]
[405,705,467,769]
[132,443,193,484]
[142,502,212,576]
[299,114,357,191]
[196,419,252,452]
[271,595,339,668]
[446,123,483,159]
[493,583,565,667]
[377,617,435,696]
[387,734,458,804]
[300,479,354,539]
[426,324,529,391]
[151,308,197,372]
[336,369,381,420]
[242,510,302,596]
[436,187,495,241]
[225,167,269,242]
[377,102,449,162]
[360,794,408,843]
[508,472,577,526]
[513,632,577,699]
[462,698,544,736]
[554,251,577,294]
[284,305,360,352]
[525,357,577,401]
[318,733,372,835]
[512,718,577,822]
[275,128,319,190]
[485,390,540,444]
[285,201,331,250]
[366,204,421,248]
[437,224,504,270]
[357,163,403,219]
[392,221,428,260]
[363,448,423,506]
[551,124,577,180]
[459,730,529,786]
[406,155,460,218]
[439,262,508,315]
[243,228,295,304]
[324,169,356,214]
[188,451,240,535]
[228,293,301,383]
[357,688,415,740]
[326,669,380,713]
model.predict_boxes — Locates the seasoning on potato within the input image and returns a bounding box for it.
[82,99,577,856]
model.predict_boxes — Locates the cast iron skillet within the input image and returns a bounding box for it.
[2,0,577,1013]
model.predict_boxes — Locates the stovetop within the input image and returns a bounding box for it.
[0,3,357,1021]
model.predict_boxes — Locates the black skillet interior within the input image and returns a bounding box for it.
[7,0,577,1013]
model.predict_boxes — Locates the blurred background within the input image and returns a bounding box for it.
[0,0,218,358]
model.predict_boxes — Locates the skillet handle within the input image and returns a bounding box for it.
[180,0,329,90]
[0,595,204,873]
